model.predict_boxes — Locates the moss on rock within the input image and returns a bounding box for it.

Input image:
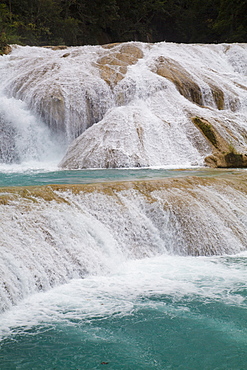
[223,152,247,168]
[192,117,218,147]
[192,116,247,168]
[210,84,225,110]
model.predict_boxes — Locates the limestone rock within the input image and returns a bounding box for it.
[209,84,225,110]
[39,85,66,132]
[43,45,68,50]
[59,105,207,169]
[151,56,239,112]
[151,57,203,105]
[5,47,112,140]
[2,44,12,55]
[96,43,144,86]
[192,116,247,167]
[4,42,247,169]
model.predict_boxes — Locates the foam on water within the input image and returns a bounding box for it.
[1,252,247,340]
[1,175,247,313]
[0,42,247,369]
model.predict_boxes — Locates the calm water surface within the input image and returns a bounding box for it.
[0,167,242,187]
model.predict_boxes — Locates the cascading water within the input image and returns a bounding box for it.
[0,51,66,170]
[0,174,247,313]
[0,42,247,369]
[2,42,247,169]
[0,94,65,169]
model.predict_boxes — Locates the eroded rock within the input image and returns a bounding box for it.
[96,43,144,86]
[43,45,68,50]
[151,56,203,105]
[192,116,247,167]
[2,44,12,55]
[209,84,225,110]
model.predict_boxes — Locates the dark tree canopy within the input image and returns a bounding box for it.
[0,0,246,52]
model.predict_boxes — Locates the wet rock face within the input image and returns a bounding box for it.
[96,43,144,86]
[150,56,233,112]
[205,152,247,168]
[3,42,247,169]
[192,117,221,149]
[7,60,67,133]
[192,116,247,168]
[4,48,112,140]
[224,152,247,168]
[209,84,225,110]
[38,85,66,133]
[2,44,12,55]
[151,56,203,106]
[59,103,209,169]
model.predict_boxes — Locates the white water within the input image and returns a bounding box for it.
[1,177,247,313]
[1,251,247,340]
[1,43,247,169]
[0,42,247,319]
[0,94,65,170]
[0,45,112,141]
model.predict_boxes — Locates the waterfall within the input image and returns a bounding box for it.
[0,42,247,370]
[1,43,247,169]
[1,42,247,313]
[0,45,113,141]
[1,174,247,313]
[0,94,65,168]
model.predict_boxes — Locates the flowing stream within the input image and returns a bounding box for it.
[0,43,247,369]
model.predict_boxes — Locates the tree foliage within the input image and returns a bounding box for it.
[212,0,247,42]
[0,0,246,52]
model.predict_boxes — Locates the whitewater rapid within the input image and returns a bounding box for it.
[1,42,247,169]
[0,42,247,316]
[1,173,247,313]
[1,251,247,341]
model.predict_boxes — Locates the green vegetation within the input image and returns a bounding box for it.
[0,0,247,53]
[0,3,20,53]
[192,117,218,147]
[224,152,243,167]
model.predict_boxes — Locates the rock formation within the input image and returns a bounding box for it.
[1,42,247,168]
[96,43,144,86]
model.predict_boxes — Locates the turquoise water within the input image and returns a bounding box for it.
[1,169,247,369]
[0,167,240,187]
[1,300,247,370]
[1,252,247,369]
